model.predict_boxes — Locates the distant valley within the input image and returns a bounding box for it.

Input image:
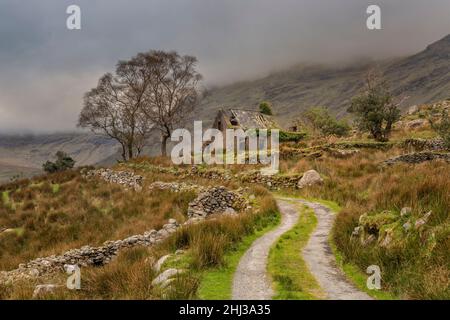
[0,133,120,183]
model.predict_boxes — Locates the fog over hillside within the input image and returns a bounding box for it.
[0,0,450,133]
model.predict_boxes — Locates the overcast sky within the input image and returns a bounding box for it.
[0,0,449,133]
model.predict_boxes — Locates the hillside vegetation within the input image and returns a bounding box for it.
[1,99,449,300]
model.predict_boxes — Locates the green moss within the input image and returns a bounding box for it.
[360,211,398,231]
[2,191,10,206]
[52,184,60,194]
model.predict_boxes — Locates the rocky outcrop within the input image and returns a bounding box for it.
[83,168,143,191]
[0,219,180,285]
[297,170,323,189]
[383,152,450,166]
[351,208,435,248]
[187,186,249,220]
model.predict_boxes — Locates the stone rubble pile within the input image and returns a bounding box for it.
[187,186,249,220]
[83,168,144,191]
[0,219,179,285]
[383,152,450,166]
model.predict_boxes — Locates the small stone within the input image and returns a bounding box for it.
[223,208,237,215]
[351,226,362,237]
[403,222,412,232]
[175,249,185,255]
[400,207,412,217]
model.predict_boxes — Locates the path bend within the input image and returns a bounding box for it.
[232,197,372,300]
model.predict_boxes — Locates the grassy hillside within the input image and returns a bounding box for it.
[0,160,279,300]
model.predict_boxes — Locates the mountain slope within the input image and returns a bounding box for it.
[0,133,120,183]
[1,35,449,182]
[197,34,450,127]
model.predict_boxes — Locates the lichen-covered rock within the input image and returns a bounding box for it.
[153,254,172,272]
[352,208,436,249]
[297,170,323,189]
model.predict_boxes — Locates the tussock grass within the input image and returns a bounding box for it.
[0,173,278,300]
[279,148,449,299]
[0,169,195,271]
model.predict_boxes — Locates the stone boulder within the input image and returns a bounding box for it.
[297,170,323,189]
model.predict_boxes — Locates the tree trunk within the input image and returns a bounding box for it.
[161,135,170,157]
[128,144,134,160]
[120,144,127,162]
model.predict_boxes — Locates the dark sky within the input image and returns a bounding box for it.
[0,0,449,133]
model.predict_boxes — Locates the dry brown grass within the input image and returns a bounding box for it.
[278,147,449,299]
[0,182,278,300]
[0,169,196,271]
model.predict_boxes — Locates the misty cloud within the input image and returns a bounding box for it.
[0,0,449,132]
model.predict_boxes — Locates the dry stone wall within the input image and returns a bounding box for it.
[187,186,249,220]
[83,168,143,191]
[383,152,450,166]
[0,220,179,285]
[128,163,303,189]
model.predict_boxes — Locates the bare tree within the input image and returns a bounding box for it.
[141,51,202,156]
[78,54,155,161]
